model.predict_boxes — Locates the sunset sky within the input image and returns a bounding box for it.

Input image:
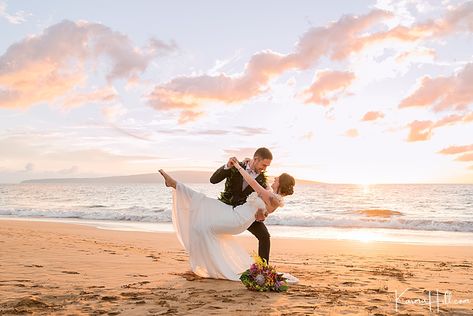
[1,0,472,184]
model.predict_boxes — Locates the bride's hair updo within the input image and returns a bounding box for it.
[278,173,295,196]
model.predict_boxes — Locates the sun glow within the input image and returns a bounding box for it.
[360,183,371,194]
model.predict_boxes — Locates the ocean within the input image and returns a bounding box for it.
[1,183,472,245]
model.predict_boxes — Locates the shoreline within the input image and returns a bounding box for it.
[1,220,472,315]
[1,216,473,246]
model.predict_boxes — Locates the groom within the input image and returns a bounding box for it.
[210,147,273,263]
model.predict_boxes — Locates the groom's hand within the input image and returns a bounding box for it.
[255,208,267,222]
[226,157,237,168]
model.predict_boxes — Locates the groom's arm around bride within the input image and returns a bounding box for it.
[209,148,273,263]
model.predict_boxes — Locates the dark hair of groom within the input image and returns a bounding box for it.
[254,147,273,161]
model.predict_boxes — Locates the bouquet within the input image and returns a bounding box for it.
[239,254,288,292]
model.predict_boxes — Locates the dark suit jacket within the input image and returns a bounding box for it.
[210,162,267,207]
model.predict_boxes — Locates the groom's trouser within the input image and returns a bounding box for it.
[247,221,270,263]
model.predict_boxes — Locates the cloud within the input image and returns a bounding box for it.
[438,143,473,170]
[147,10,391,120]
[147,3,473,124]
[57,166,79,175]
[407,112,473,142]
[456,153,473,162]
[195,130,229,135]
[24,162,34,172]
[400,63,473,112]
[45,149,162,162]
[63,86,118,108]
[395,47,436,63]
[301,131,314,140]
[435,112,473,126]
[303,70,355,106]
[177,110,204,124]
[109,123,152,141]
[407,120,434,141]
[0,20,175,109]
[148,50,290,112]
[102,103,127,122]
[0,131,165,182]
[361,111,385,121]
[155,126,267,137]
[438,144,473,155]
[0,2,30,24]
[234,126,268,136]
[344,128,359,138]
[367,1,473,43]
[223,147,258,159]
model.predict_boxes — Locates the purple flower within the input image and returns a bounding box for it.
[255,274,265,286]
[274,281,281,290]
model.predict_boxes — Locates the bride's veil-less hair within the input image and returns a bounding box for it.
[278,173,295,196]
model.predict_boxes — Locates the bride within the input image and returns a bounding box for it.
[158,157,295,281]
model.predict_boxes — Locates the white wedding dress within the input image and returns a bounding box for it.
[171,182,267,281]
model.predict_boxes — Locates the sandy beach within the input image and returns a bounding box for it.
[0,220,472,315]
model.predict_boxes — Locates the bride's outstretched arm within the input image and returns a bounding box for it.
[230,158,280,210]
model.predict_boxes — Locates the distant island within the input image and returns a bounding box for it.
[21,171,322,185]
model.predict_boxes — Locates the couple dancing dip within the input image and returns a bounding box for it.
[159,147,298,283]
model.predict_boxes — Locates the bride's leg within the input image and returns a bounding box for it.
[158,169,177,189]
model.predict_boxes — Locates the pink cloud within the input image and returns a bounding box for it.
[177,110,204,125]
[456,153,473,162]
[0,20,175,109]
[407,112,473,142]
[301,131,314,141]
[438,144,473,155]
[288,10,393,62]
[400,63,473,112]
[63,86,118,108]
[434,112,473,127]
[395,47,436,63]
[364,2,473,44]
[148,10,391,119]
[147,3,473,123]
[101,104,127,122]
[344,128,359,138]
[303,70,355,106]
[438,144,473,170]
[361,111,385,121]
[407,120,433,142]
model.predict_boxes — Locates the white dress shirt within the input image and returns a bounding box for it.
[242,164,259,190]
[223,162,259,190]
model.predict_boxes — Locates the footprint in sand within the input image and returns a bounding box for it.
[120,291,146,301]
[6,297,52,311]
[146,254,159,261]
[174,271,203,281]
[101,296,119,302]
[61,271,80,275]
[121,281,150,288]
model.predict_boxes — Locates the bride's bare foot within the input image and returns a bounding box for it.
[158,169,177,189]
